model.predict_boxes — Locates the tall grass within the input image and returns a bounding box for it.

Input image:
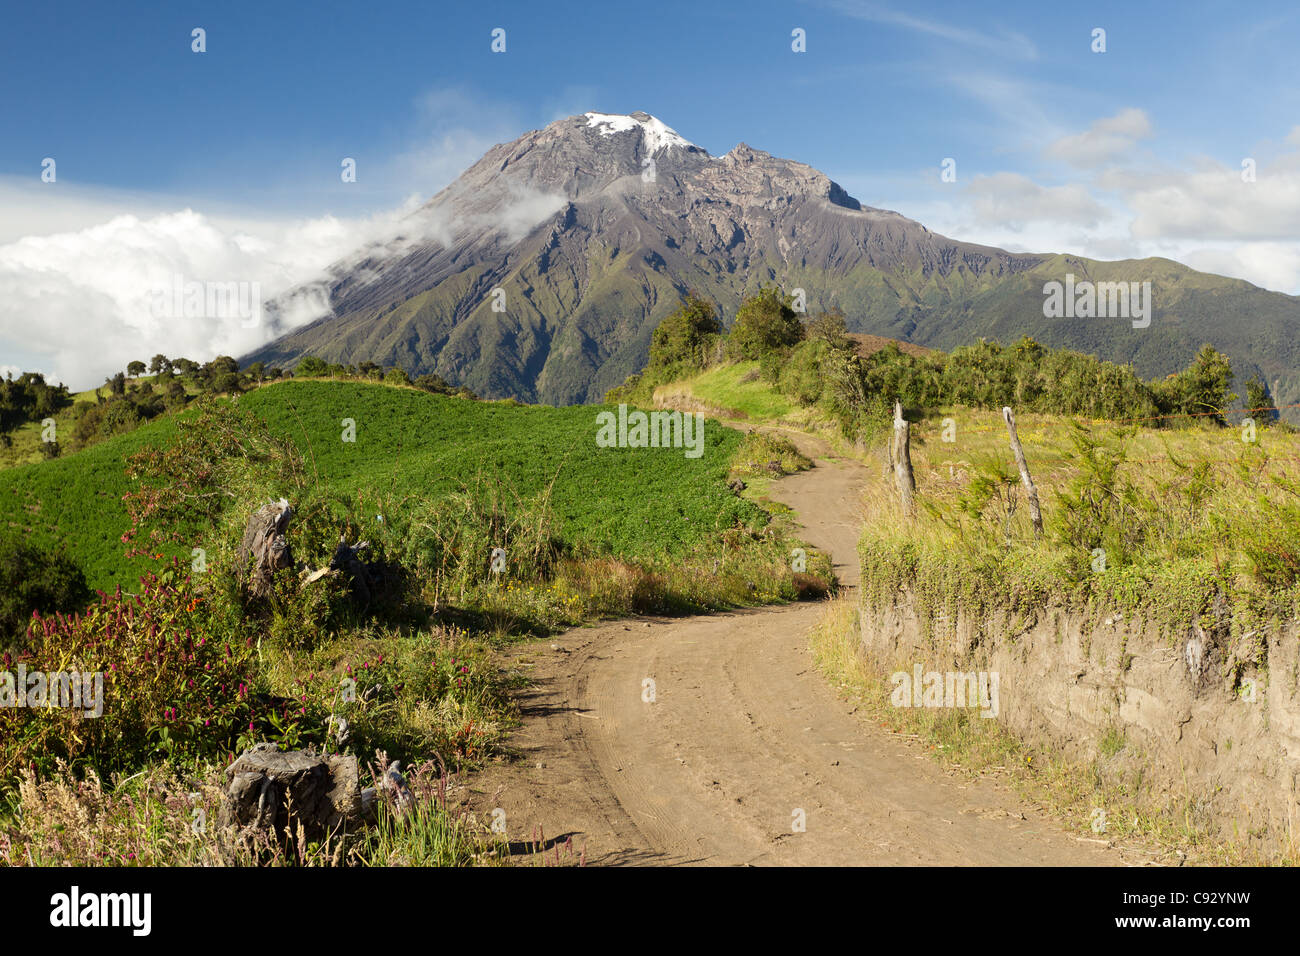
[860,408,1300,639]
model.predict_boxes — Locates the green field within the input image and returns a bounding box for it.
[650,361,798,421]
[0,380,762,591]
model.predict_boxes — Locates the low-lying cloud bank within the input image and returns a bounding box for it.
[0,182,565,389]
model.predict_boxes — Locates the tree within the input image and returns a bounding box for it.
[1244,375,1277,427]
[296,356,329,378]
[126,360,146,377]
[648,292,724,373]
[804,307,851,350]
[415,373,450,393]
[209,355,239,377]
[1154,344,1236,424]
[149,354,171,376]
[106,371,127,396]
[728,286,804,360]
[211,372,242,395]
[246,361,266,383]
[384,367,411,386]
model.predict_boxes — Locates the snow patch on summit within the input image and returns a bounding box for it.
[584,112,696,154]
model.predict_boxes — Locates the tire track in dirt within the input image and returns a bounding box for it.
[462,428,1141,866]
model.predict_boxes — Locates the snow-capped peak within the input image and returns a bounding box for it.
[584,111,696,154]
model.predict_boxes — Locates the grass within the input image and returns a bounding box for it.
[0,380,766,593]
[653,361,798,422]
[0,375,203,470]
[2,757,504,867]
[0,415,184,588]
[242,381,760,560]
[858,406,1300,640]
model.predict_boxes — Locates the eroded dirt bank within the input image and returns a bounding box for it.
[860,594,1300,859]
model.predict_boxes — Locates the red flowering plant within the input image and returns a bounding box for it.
[0,568,259,781]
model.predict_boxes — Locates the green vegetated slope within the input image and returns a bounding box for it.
[0,416,183,590]
[0,380,759,592]
[239,381,756,558]
[653,361,800,422]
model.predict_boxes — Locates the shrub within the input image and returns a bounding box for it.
[1,572,260,781]
[648,292,724,378]
[729,432,812,477]
[0,539,91,652]
[727,286,804,360]
[295,356,330,378]
[387,476,565,606]
[778,338,832,405]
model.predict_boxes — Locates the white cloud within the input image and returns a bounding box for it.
[0,179,568,391]
[1172,242,1300,294]
[822,0,1038,60]
[1045,108,1153,169]
[0,202,436,390]
[0,84,575,391]
[1128,160,1300,241]
[963,172,1112,230]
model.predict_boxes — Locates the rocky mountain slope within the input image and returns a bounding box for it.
[244,111,1300,409]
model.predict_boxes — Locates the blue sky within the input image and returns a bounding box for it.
[3,0,1300,386]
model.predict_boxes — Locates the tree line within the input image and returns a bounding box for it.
[611,286,1279,435]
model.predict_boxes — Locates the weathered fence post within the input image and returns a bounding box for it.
[1002,406,1043,536]
[884,414,895,480]
[893,401,916,516]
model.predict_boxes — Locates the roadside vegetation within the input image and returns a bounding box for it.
[0,360,830,866]
[617,286,1300,862]
[607,285,1297,645]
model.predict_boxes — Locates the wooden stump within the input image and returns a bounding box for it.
[220,742,365,843]
[235,499,295,600]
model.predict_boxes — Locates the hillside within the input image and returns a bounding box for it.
[243,112,1300,416]
[0,379,760,592]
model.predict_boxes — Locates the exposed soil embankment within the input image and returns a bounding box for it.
[859,595,1300,857]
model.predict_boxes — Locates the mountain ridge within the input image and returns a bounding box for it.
[243,111,1300,410]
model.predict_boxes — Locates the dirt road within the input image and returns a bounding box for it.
[464,431,1135,865]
